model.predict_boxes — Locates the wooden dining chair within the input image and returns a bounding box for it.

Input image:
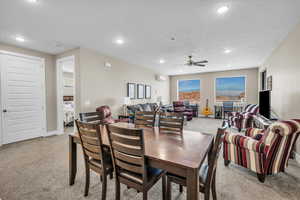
[166,121,228,200]
[134,111,156,128]
[107,124,166,200]
[158,112,184,134]
[75,120,114,199]
[79,112,102,124]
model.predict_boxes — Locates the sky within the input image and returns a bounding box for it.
[216,77,245,92]
[178,80,200,92]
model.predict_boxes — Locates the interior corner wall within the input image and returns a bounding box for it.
[0,42,57,132]
[260,22,300,155]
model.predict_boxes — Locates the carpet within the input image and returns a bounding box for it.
[0,118,299,200]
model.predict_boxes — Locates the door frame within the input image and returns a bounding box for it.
[56,56,75,134]
[0,50,47,146]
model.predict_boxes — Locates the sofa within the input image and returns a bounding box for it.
[223,119,300,182]
[126,103,159,121]
[228,104,259,132]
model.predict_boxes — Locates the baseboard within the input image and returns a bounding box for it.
[45,129,63,137]
[295,152,300,165]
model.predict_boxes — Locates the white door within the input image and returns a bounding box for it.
[0,53,46,144]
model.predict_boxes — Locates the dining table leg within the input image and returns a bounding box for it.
[186,168,199,200]
[69,135,77,186]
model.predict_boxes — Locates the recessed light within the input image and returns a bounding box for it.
[27,0,38,3]
[114,38,124,45]
[16,36,25,42]
[159,59,165,64]
[217,6,229,15]
[224,49,232,54]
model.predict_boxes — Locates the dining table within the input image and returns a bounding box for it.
[69,122,214,200]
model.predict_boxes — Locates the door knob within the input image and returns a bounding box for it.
[3,109,7,113]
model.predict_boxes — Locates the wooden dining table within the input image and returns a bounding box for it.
[69,122,214,200]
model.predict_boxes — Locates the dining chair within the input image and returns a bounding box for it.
[107,124,166,200]
[158,112,184,134]
[134,111,156,128]
[75,120,114,199]
[79,112,102,124]
[222,101,234,119]
[166,121,228,200]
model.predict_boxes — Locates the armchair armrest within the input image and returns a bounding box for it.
[228,111,240,118]
[245,128,265,137]
[185,108,193,112]
[224,133,266,153]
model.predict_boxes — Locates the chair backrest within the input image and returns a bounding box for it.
[135,111,156,128]
[243,104,259,114]
[262,119,300,174]
[107,124,148,183]
[159,112,184,134]
[79,112,101,124]
[223,102,233,112]
[206,121,228,185]
[75,120,106,171]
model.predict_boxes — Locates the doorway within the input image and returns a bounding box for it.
[56,56,75,134]
[0,51,46,145]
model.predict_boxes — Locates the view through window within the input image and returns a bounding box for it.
[178,79,200,103]
[215,76,246,101]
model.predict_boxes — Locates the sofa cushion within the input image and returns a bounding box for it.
[136,104,144,111]
[127,105,139,113]
[139,104,148,111]
[149,103,158,111]
[144,104,152,111]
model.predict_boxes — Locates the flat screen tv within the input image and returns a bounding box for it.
[259,90,271,119]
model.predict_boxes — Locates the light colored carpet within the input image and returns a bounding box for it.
[0,118,299,200]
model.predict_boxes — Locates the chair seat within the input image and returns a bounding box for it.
[167,164,208,187]
[120,167,164,185]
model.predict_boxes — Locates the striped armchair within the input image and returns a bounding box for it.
[223,119,300,182]
[228,104,259,132]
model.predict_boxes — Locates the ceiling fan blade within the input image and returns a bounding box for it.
[194,60,208,64]
[194,63,206,67]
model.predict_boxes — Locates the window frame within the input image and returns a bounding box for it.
[214,75,247,102]
[177,79,201,103]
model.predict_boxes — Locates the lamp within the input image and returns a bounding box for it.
[123,97,131,115]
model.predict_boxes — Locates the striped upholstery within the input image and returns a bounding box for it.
[223,119,300,177]
[229,104,259,131]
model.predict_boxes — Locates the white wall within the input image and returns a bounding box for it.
[261,22,300,155]
[78,48,170,117]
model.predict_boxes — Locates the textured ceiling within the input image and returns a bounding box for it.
[1,0,300,75]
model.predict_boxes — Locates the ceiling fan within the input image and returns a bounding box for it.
[185,55,208,67]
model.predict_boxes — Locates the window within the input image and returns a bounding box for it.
[178,79,200,103]
[215,76,246,101]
